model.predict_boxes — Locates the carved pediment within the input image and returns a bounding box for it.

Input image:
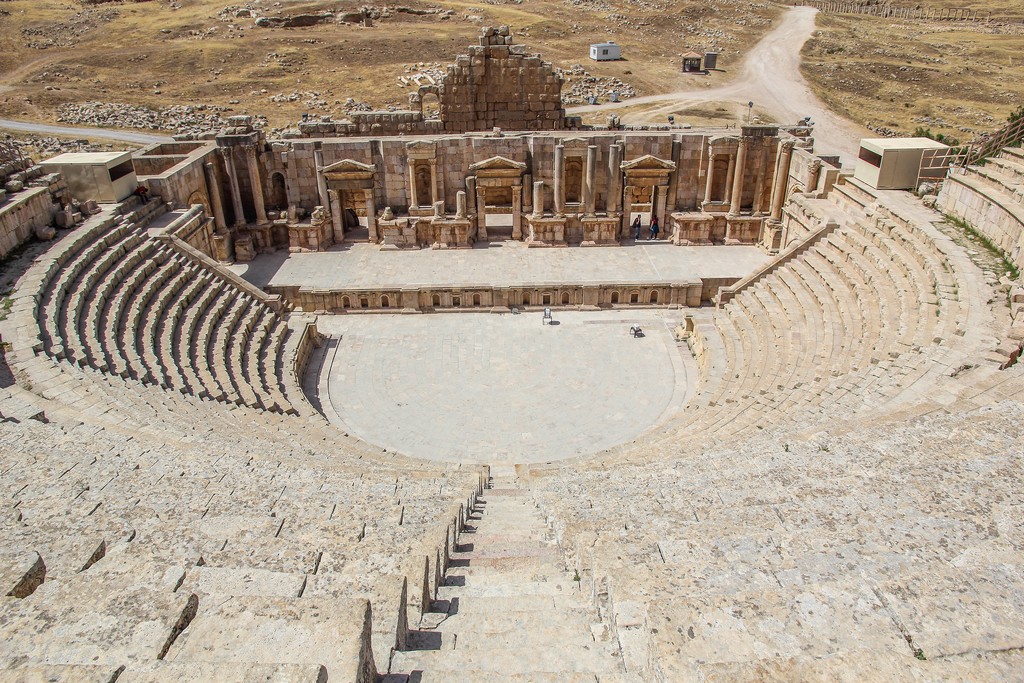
[406,140,437,159]
[620,154,676,173]
[560,137,592,152]
[469,155,527,176]
[708,135,741,148]
[321,159,376,176]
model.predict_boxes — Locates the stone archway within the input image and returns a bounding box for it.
[268,172,288,211]
[468,155,527,241]
[321,159,378,243]
[619,154,677,239]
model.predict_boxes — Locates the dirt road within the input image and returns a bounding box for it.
[568,7,866,165]
[0,118,171,145]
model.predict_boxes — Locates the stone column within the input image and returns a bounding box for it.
[724,154,736,205]
[655,185,668,231]
[607,143,622,213]
[456,190,468,218]
[203,161,227,231]
[407,163,418,208]
[328,189,344,243]
[222,148,246,227]
[246,144,268,225]
[430,160,439,207]
[523,173,533,214]
[314,150,329,208]
[553,145,565,217]
[465,176,477,233]
[752,146,768,215]
[770,141,795,221]
[512,184,523,240]
[806,159,823,195]
[703,152,716,206]
[729,138,748,215]
[365,189,378,242]
[476,186,488,240]
[532,180,544,218]
[584,145,597,217]
[621,187,632,237]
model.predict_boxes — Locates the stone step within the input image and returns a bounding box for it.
[420,622,606,651]
[0,664,124,682]
[436,578,577,599]
[162,596,372,681]
[433,593,585,615]
[442,562,568,581]
[390,642,622,675]
[383,672,608,683]
[447,548,563,568]
[116,662,328,682]
[416,605,596,634]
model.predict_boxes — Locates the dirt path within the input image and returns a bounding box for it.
[0,54,63,95]
[0,117,171,144]
[568,7,867,165]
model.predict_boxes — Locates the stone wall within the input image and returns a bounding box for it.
[134,141,217,211]
[267,277,735,314]
[148,117,802,260]
[939,171,1024,274]
[0,165,67,259]
[295,26,577,138]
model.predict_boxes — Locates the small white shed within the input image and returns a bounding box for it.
[853,137,950,191]
[40,151,137,203]
[590,42,621,61]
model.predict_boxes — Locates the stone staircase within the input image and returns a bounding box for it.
[386,466,636,683]
[939,144,1024,274]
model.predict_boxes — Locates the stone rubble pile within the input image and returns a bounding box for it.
[5,135,133,160]
[566,0,613,9]
[20,7,120,49]
[399,63,446,88]
[342,98,373,113]
[56,103,267,136]
[217,3,263,21]
[268,91,330,110]
[556,65,636,105]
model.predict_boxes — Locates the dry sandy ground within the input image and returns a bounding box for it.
[570,8,866,163]
[800,3,1024,143]
[0,0,779,129]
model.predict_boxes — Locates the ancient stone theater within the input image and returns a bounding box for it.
[0,24,1022,683]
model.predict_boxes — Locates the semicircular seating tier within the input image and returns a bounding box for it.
[18,197,299,414]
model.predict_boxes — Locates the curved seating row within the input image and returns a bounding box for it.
[647,183,980,448]
[30,199,297,414]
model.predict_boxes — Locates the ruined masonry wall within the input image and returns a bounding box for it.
[280,131,778,217]
[439,27,566,132]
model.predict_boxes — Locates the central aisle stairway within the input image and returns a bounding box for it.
[387,467,636,682]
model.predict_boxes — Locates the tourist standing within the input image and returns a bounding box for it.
[632,215,642,241]
[649,216,660,240]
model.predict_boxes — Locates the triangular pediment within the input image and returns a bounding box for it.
[620,154,677,171]
[708,135,740,146]
[560,137,591,150]
[469,156,527,173]
[321,159,376,174]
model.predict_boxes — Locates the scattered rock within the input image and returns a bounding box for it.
[555,65,637,105]
[56,102,267,136]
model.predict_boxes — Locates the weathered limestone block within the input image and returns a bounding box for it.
[0,551,45,598]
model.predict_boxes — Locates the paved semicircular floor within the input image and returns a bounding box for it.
[312,310,695,464]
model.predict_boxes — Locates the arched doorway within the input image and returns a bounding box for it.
[269,172,288,211]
